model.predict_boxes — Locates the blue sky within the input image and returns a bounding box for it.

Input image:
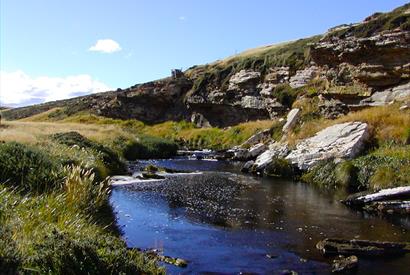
[0,0,408,106]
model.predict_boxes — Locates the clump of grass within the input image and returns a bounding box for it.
[288,103,410,146]
[51,131,126,176]
[119,135,178,160]
[302,145,410,192]
[0,142,63,192]
[0,161,163,274]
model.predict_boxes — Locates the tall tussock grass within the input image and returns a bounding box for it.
[0,141,163,274]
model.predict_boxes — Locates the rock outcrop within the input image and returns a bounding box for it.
[3,4,409,129]
[286,122,369,170]
[360,82,410,106]
[311,30,410,87]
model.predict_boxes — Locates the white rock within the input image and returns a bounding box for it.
[253,142,290,172]
[241,129,271,147]
[248,143,268,158]
[282,108,301,133]
[289,66,319,88]
[229,143,267,161]
[360,82,410,106]
[229,70,260,87]
[241,96,265,109]
[286,122,369,170]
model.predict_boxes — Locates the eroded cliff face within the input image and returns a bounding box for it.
[3,4,410,127]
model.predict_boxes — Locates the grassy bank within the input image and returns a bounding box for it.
[0,142,163,274]
[294,103,410,192]
[9,111,280,150]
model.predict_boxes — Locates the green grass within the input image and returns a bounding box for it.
[0,144,163,274]
[0,142,63,193]
[46,113,279,150]
[186,35,322,98]
[301,144,410,192]
[327,3,410,38]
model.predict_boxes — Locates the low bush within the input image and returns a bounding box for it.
[0,165,163,274]
[301,145,410,192]
[51,131,126,176]
[301,160,361,191]
[120,135,178,160]
[0,142,63,192]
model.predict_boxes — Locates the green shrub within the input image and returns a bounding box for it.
[335,161,359,191]
[0,142,62,192]
[273,84,299,108]
[301,160,361,191]
[121,136,178,160]
[51,131,126,175]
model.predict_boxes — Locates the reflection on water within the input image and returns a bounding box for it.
[111,159,410,274]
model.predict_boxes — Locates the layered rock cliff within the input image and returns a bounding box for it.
[3,3,410,127]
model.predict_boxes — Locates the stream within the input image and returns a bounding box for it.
[110,158,410,274]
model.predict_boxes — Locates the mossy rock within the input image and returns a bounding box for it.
[264,158,293,178]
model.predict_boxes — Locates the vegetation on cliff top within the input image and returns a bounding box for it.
[327,3,410,38]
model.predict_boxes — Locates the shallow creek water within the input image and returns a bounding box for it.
[110,158,410,274]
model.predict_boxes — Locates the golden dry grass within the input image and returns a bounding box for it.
[0,121,132,145]
[287,103,410,146]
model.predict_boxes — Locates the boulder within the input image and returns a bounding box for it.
[282,108,301,133]
[316,238,410,257]
[342,186,410,207]
[248,143,268,159]
[251,142,290,173]
[241,160,255,173]
[230,143,267,161]
[286,122,369,170]
[240,96,265,109]
[241,129,272,147]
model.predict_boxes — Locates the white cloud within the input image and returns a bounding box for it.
[89,39,122,53]
[179,16,186,21]
[0,70,111,107]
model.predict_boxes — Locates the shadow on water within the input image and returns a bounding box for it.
[111,159,410,274]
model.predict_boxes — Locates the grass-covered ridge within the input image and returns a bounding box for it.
[185,35,322,98]
[326,3,410,38]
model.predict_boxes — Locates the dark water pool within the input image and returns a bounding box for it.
[110,159,410,274]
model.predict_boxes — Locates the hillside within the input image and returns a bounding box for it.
[2,3,410,128]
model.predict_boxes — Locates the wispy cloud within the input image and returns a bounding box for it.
[89,39,122,53]
[179,16,186,21]
[0,71,111,107]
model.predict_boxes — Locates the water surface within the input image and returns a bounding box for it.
[111,159,410,274]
